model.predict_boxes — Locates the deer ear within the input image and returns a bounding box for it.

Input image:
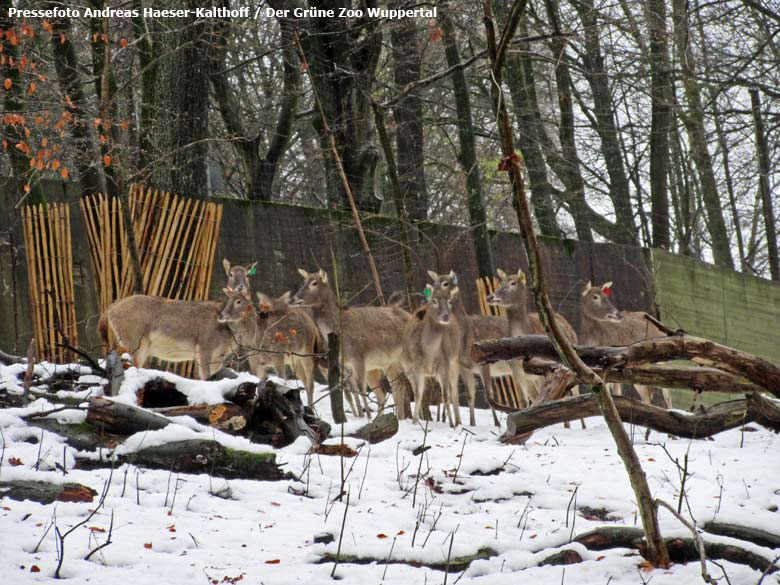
[246,261,258,276]
[256,292,273,307]
[426,270,439,281]
[223,258,231,276]
[319,269,328,283]
[496,268,507,280]
[298,268,310,279]
[582,281,592,296]
[223,287,232,296]
[601,281,613,291]
[517,269,526,285]
[451,286,460,297]
[278,291,291,303]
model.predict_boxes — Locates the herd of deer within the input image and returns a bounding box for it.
[99,260,671,427]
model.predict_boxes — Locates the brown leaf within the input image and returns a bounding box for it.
[8,457,23,466]
[429,27,443,42]
[144,542,153,549]
[264,559,280,564]
[30,565,40,573]
[376,533,388,539]
[58,484,98,503]
[3,78,10,90]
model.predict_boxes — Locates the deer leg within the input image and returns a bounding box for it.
[478,364,500,428]
[366,370,386,417]
[462,369,476,427]
[439,365,457,428]
[294,357,315,406]
[411,371,426,423]
[133,344,149,370]
[197,351,211,381]
[660,387,672,409]
[352,360,371,418]
[509,360,532,408]
[635,384,653,406]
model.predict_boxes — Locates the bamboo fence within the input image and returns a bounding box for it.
[21,202,78,363]
[80,184,223,377]
[476,276,524,409]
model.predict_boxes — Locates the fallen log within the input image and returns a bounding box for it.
[473,335,780,398]
[500,393,777,442]
[0,480,98,504]
[75,439,289,481]
[86,397,171,435]
[26,419,114,451]
[574,526,779,575]
[702,521,780,550]
[347,413,398,444]
[150,403,247,433]
[747,392,780,432]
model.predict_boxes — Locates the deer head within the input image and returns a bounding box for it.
[580,281,621,322]
[218,288,256,324]
[223,259,257,297]
[486,268,527,307]
[423,283,459,325]
[290,268,329,307]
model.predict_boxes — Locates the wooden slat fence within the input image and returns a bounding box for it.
[476,276,524,410]
[21,202,78,363]
[80,184,223,377]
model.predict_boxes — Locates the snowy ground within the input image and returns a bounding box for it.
[1,362,779,584]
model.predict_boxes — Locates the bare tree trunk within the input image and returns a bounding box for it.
[671,0,734,268]
[390,1,428,222]
[482,0,669,567]
[440,0,496,276]
[49,8,107,197]
[571,0,638,245]
[645,0,672,249]
[750,88,779,281]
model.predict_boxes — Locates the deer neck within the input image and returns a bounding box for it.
[507,303,531,337]
[312,286,340,338]
[228,308,259,345]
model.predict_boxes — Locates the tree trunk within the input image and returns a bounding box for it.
[571,0,638,245]
[440,0,496,276]
[151,0,210,197]
[0,0,46,204]
[503,34,565,238]
[390,2,428,221]
[671,0,734,268]
[49,8,107,197]
[645,0,672,249]
[750,88,779,281]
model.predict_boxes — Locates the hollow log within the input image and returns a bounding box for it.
[500,394,777,442]
[347,413,398,444]
[574,526,779,574]
[75,439,289,481]
[0,480,98,504]
[473,335,780,398]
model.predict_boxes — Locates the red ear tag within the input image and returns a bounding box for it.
[603,287,612,297]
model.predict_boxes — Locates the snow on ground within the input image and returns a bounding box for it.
[1,363,779,584]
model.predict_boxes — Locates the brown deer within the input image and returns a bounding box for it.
[217,289,321,405]
[98,259,257,380]
[580,281,672,408]
[427,270,505,426]
[98,296,235,380]
[402,283,463,426]
[223,259,257,297]
[290,268,408,417]
[485,268,579,406]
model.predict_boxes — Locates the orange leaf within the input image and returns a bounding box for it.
[8,457,22,466]
[27,82,36,95]
[42,20,53,33]
[60,33,65,45]
[3,78,10,90]
[120,38,128,48]
[376,533,388,539]
[120,120,128,130]
[23,184,30,193]
[30,565,40,573]
[270,502,281,507]
[396,530,405,535]
[89,526,106,533]
[51,159,60,170]
[264,559,280,564]
[60,167,69,180]
[429,27,443,42]
[103,155,111,167]
[41,137,47,147]
[144,542,153,549]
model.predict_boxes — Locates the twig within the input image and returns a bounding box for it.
[656,498,716,584]
[331,489,350,578]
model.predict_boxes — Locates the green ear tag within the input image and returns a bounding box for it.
[423,287,432,299]
[248,266,257,276]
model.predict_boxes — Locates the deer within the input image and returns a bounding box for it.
[290,268,408,418]
[217,288,321,405]
[223,259,258,297]
[402,283,464,426]
[485,268,579,407]
[98,259,258,380]
[580,281,672,409]
[427,270,507,427]
[98,296,235,380]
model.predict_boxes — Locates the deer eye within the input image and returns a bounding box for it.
[510,281,516,287]
[442,281,449,288]
[592,295,599,301]
[432,299,439,306]
[311,281,318,287]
